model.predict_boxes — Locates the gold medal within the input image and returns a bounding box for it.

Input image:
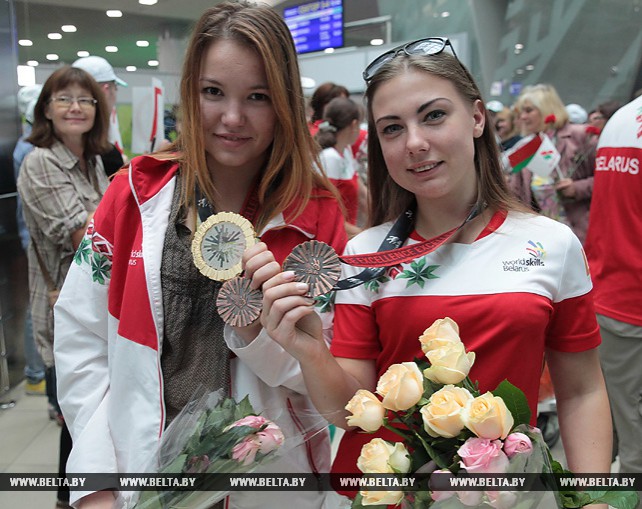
[191,212,256,281]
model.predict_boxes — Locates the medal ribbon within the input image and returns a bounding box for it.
[333,203,484,291]
[196,178,261,226]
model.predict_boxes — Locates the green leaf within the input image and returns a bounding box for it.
[161,453,188,474]
[133,489,164,509]
[559,491,592,508]
[492,380,531,426]
[233,395,255,421]
[184,412,208,456]
[591,490,640,509]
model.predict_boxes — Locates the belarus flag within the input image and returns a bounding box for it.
[506,133,561,177]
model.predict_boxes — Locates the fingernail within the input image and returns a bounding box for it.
[283,270,296,280]
[295,282,308,292]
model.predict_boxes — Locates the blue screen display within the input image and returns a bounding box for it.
[284,0,343,54]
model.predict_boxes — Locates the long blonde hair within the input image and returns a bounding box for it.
[158,1,333,232]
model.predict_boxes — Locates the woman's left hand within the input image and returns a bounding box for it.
[555,178,576,198]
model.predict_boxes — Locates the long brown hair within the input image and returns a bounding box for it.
[310,82,349,123]
[27,66,110,158]
[365,52,522,226]
[159,0,334,232]
[315,97,361,149]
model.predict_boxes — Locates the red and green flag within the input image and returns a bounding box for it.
[507,134,542,173]
[506,133,561,177]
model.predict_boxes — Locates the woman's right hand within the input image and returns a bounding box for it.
[260,270,325,362]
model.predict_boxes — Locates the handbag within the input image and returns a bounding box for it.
[32,242,60,307]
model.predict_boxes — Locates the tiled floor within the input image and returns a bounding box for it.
[0,381,60,508]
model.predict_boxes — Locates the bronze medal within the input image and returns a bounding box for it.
[283,240,341,297]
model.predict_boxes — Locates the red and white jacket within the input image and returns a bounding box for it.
[54,155,347,508]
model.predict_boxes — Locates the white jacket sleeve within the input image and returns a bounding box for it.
[224,326,309,394]
[54,236,117,503]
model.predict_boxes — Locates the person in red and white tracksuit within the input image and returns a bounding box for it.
[585,93,642,479]
[54,3,347,509]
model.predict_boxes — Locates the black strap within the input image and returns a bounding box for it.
[332,202,484,291]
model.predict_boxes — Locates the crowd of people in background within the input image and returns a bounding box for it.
[9,1,642,508]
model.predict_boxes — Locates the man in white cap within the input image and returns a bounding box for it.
[73,55,128,174]
[565,103,588,124]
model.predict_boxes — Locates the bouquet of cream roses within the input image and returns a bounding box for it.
[345,318,638,509]
[129,389,285,509]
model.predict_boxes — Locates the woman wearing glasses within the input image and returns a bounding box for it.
[17,65,110,509]
[249,37,612,496]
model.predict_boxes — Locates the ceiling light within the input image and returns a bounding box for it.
[515,43,524,50]
[370,38,384,46]
[19,39,33,46]
[441,11,450,17]
[136,40,150,47]
[126,66,137,71]
[106,10,123,17]
[77,50,90,57]
[300,76,315,89]
[61,25,76,32]
[46,54,59,61]
[148,60,159,66]
[324,48,334,54]
[48,33,62,40]
[105,46,118,52]
[516,69,524,75]
[139,0,158,4]
[525,64,535,71]
[27,60,39,66]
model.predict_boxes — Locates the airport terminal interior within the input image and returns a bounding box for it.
[1,1,640,508]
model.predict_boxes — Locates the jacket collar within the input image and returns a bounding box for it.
[129,154,324,239]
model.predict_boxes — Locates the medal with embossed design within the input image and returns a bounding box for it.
[192,212,256,281]
[217,276,263,327]
[192,212,262,327]
[283,240,341,297]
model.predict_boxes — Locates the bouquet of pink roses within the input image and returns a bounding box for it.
[130,389,286,509]
[345,318,638,509]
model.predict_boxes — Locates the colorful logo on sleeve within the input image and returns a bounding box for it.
[526,240,546,259]
[502,241,546,272]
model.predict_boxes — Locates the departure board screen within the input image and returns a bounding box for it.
[284,0,344,54]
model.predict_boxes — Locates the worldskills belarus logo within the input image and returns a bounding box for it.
[526,240,545,259]
[502,241,546,272]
